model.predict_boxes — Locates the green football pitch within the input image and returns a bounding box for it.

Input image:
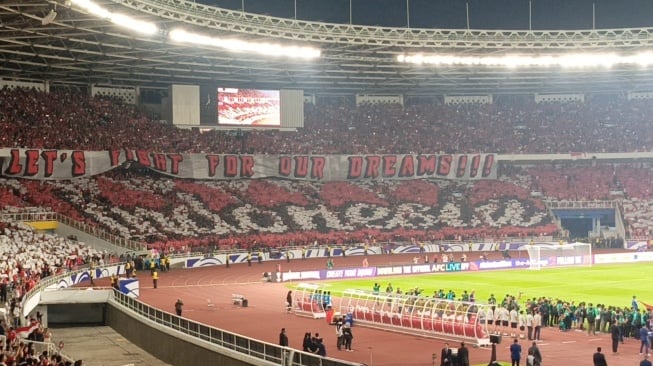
[299,263,651,308]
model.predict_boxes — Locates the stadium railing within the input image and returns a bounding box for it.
[55,213,146,251]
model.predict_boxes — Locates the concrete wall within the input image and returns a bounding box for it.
[48,303,106,325]
[105,304,276,366]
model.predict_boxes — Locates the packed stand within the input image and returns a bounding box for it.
[0,223,107,366]
[4,164,653,253]
[2,88,653,154]
[1,170,558,252]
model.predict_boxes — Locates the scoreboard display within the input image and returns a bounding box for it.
[217,88,281,127]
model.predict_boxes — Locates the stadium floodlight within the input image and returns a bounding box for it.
[169,29,321,60]
[109,13,158,36]
[398,52,653,68]
[69,0,110,19]
[69,0,158,36]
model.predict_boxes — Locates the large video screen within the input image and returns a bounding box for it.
[217,88,281,127]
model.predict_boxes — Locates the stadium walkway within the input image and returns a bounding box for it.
[51,326,172,366]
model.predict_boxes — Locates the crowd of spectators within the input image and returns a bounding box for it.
[2,88,653,250]
[0,172,561,252]
[0,222,109,365]
[2,88,653,154]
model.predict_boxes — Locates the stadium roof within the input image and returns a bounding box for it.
[4,0,653,95]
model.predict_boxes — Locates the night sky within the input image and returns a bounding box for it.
[200,0,653,30]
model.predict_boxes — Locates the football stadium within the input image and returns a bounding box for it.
[1,1,653,365]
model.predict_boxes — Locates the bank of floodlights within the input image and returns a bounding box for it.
[397,52,653,68]
[69,0,158,35]
[169,29,321,59]
[68,0,321,60]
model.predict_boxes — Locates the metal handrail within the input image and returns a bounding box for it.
[54,213,146,251]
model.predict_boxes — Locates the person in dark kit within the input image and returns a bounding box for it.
[610,320,620,354]
[593,347,608,366]
[440,342,452,366]
[342,323,354,352]
[510,338,522,366]
[527,341,542,366]
[313,337,326,356]
[286,291,293,313]
[174,299,183,316]
[279,328,288,346]
[302,332,313,352]
[458,341,470,366]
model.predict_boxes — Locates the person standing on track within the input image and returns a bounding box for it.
[286,291,293,313]
[343,322,354,352]
[510,338,522,366]
[458,342,470,366]
[533,310,542,341]
[639,325,651,356]
[593,347,608,366]
[152,269,158,289]
[279,328,290,366]
[610,320,620,354]
[510,307,519,337]
[526,310,534,340]
[527,341,542,366]
[279,328,288,346]
[440,342,452,366]
[175,299,183,316]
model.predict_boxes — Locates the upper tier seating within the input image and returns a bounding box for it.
[2,88,653,154]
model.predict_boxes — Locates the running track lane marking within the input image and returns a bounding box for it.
[163,282,264,288]
[561,341,577,344]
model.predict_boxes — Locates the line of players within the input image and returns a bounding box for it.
[480,301,541,340]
